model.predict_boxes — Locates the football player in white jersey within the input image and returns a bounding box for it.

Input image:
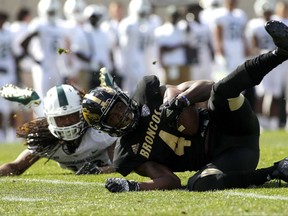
[62,0,88,89]
[199,0,223,30]
[21,0,68,99]
[0,11,18,142]
[213,0,249,74]
[272,1,288,130]
[118,0,159,93]
[73,4,114,91]
[0,84,117,176]
[100,1,126,89]
[10,8,33,88]
[9,8,34,137]
[246,0,279,130]
[185,3,214,81]
[154,5,189,85]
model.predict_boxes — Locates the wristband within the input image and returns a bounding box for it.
[129,180,140,191]
[181,95,191,106]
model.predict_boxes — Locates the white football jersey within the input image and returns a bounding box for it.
[62,19,87,77]
[246,18,275,51]
[10,21,35,73]
[27,18,67,68]
[118,16,156,93]
[29,128,117,172]
[214,7,247,71]
[247,17,283,98]
[73,23,112,72]
[186,20,214,80]
[0,27,17,114]
[0,27,16,79]
[154,22,186,66]
[26,17,69,98]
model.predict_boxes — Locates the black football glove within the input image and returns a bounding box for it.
[76,162,101,175]
[160,97,187,128]
[26,132,55,145]
[105,178,140,193]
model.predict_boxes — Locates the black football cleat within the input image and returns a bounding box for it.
[271,157,288,183]
[265,20,288,55]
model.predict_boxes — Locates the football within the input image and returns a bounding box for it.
[163,87,199,136]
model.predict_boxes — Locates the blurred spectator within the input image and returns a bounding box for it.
[0,11,18,142]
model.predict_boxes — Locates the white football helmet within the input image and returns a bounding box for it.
[38,0,61,22]
[83,4,107,24]
[128,0,151,19]
[64,0,86,22]
[43,84,84,141]
[254,0,276,17]
[199,0,223,9]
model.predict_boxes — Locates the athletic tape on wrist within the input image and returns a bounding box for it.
[181,95,191,106]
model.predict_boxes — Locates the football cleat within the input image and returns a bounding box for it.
[265,20,288,55]
[271,157,288,183]
[0,84,41,108]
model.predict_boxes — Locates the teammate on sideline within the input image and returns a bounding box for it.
[82,20,288,192]
[0,84,117,176]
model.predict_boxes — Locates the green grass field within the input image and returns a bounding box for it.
[1,130,288,216]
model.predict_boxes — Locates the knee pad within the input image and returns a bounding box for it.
[227,94,245,111]
[187,165,224,191]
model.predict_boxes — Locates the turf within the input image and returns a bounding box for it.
[0,130,288,216]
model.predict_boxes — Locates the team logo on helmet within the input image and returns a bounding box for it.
[82,107,101,123]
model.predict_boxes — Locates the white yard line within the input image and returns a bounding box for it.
[0,178,104,202]
[1,196,51,202]
[2,178,288,201]
[222,191,288,201]
[0,178,104,186]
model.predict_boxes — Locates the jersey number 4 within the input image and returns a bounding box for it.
[159,130,191,156]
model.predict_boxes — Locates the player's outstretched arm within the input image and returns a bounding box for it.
[0,149,39,176]
[136,161,181,190]
[105,161,181,192]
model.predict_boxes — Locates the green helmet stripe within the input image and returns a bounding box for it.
[57,85,68,107]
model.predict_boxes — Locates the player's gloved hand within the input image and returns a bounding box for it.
[26,133,40,145]
[76,162,101,175]
[160,96,189,127]
[26,132,52,145]
[105,178,140,193]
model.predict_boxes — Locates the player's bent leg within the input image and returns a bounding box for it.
[187,163,271,192]
[209,87,259,134]
[187,164,227,191]
[227,94,245,111]
[213,51,287,100]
